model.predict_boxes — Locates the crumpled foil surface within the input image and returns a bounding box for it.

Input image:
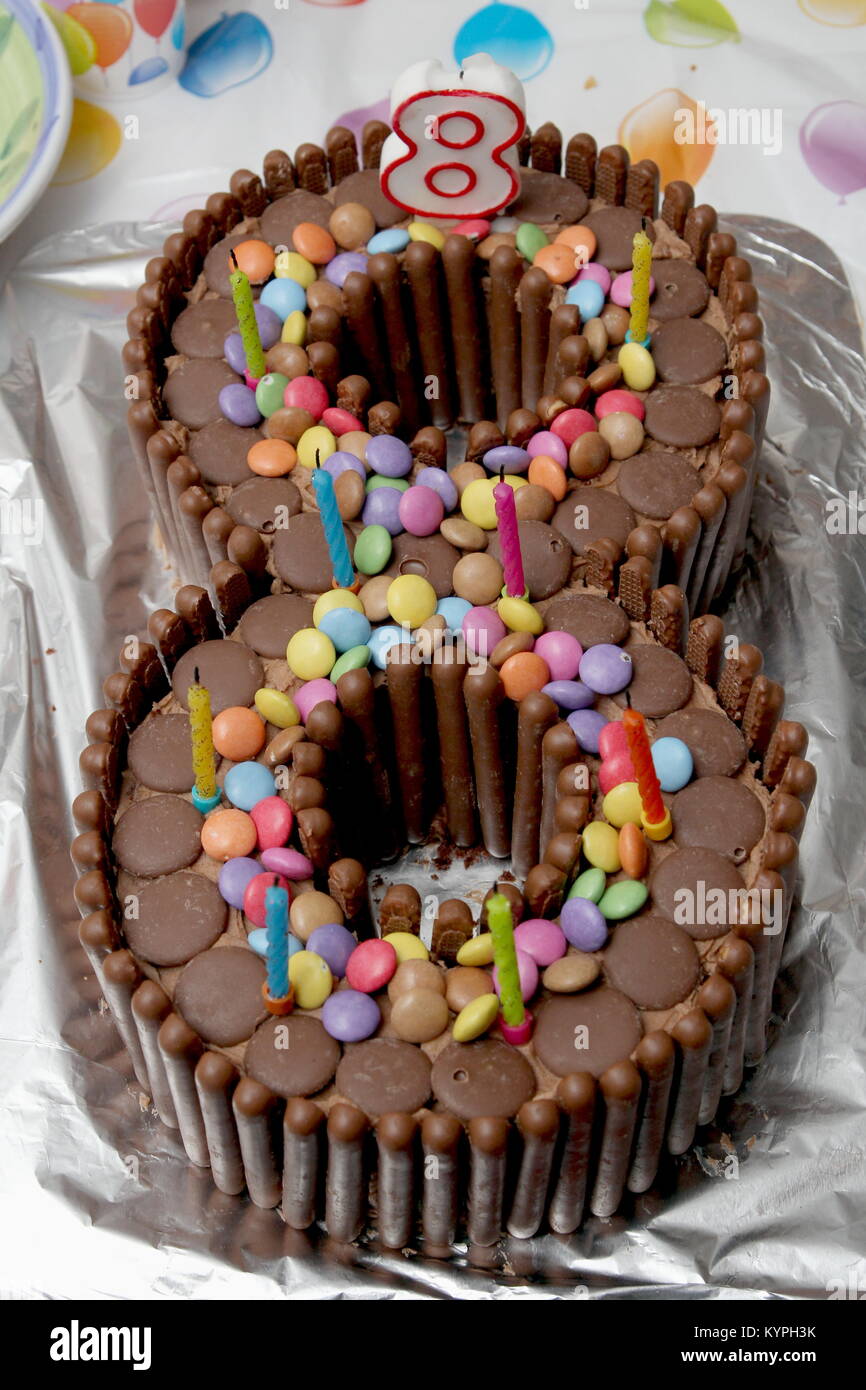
[0,216,863,1300]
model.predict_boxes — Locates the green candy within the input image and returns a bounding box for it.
[331,645,371,681]
[254,372,288,418]
[568,867,606,903]
[366,474,409,493]
[597,880,648,922]
[515,221,548,262]
[353,523,393,576]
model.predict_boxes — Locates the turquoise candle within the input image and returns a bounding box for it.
[265,883,289,999]
[312,459,354,589]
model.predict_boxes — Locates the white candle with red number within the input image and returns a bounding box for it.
[380,53,526,221]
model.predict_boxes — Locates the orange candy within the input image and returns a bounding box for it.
[527,454,567,500]
[292,222,337,265]
[618,821,648,880]
[212,706,266,761]
[201,807,257,861]
[554,224,597,271]
[533,242,579,285]
[499,651,551,701]
[232,238,275,284]
[247,438,297,477]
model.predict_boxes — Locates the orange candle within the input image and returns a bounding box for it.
[622,707,666,827]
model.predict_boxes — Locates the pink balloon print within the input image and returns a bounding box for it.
[134,0,176,40]
[800,101,866,199]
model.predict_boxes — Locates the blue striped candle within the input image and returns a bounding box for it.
[312,460,354,589]
[264,883,290,1000]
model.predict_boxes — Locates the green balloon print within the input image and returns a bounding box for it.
[644,0,740,46]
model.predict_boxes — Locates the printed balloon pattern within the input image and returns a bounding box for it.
[334,95,390,143]
[800,101,866,199]
[453,3,554,81]
[66,3,132,68]
[180,11,273,97]
[52,99,122,184]
[618,88,716,186]
[133,0,176,40]
[43,4,97,75]
[798,0,866,23]
[643,0,740,45]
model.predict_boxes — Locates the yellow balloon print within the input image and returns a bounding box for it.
[52,100,122,185]
[798,0,866,23]
[618,88,716,187]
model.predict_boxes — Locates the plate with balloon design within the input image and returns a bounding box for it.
[0,0,72,242]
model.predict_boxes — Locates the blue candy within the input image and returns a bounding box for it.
[482,444,531,474]
[260,276,306,320]
[542,679,595,711]
[318,607,372,653]
[565,278,605,322]
[651,736,694,792]
[369,624,410,670]
[436,596,472,635]
[248,928,304,961]
[224,760,276,812]
[367,228,411,255]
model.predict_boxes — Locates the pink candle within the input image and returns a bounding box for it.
[493,470,525,598]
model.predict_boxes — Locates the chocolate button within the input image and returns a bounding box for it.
[644,386,721,448]
[333,169,405,228]
[245,1015,340,1098]
[113,795,203,878]
[488,520,572,600]
[163,358,239,430]
[552,486,636,556]
[273,511,356,594]
[508,169,589,226]
[384,532,460,599]
[672,776,766,864]
[203,231,255,298]
[188,418,262,487]
[582,207,655,271]
[336,1037,432,1116]
[226,476,301,532]
[655,708,746,778]
[128,712,195,792]
[651,319,728,385]
[542,593,630,647]
[125,871,226,966]
[602,916,700,1009]
[650,259,710,322]
[172,639,263,714]
[617,644,692,718]
[616,450,701,520]
[260,190,334,245]
[175,946,266,1047]
[171,298,238,358]
[534,987,642,1078]
[431,1038,535,1119]
[238,593,315,658]
[650,847,746,939]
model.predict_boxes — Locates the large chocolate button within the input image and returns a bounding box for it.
[431,1038,535,1119]
[245,1014,340,1097]
[602,916,700,1008]
[651,319,728,385]
[509,169,589,226]
[188,418,261,487]
[644,385,721,448]
[203,231,255,298]
[650,259,710,322]
[553,486,636,556]
[617,643,691,717]
[163,358,239,430]
[383,532,459,599]
[125,871,227,966]
[113,795,203,878]
[128,712,195,793]
[238,593,315,659]
[172,639,263,715]
[655,708,746,778]
[582,206,655,271]
[336,1037,432,1116]
[672,775,766,864]
[488,520,572,600]
[333,169,405,228]
[260,190,334,245]
[171,298,238,358]
[226,476,301,532]
[175,946,267,1046]
[650,847,746,939]
[273,511,356,594]
[543,592,630,647]
[616,450,701,520]
[534,987,642,1078]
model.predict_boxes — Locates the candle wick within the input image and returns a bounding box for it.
[229,250,239,270]
[194,665,200,684]
[625,689,632,708]
[458,67,464,79]
[499,464,505,484]
[315,448,321,470]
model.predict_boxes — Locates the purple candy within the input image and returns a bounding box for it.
[566,708,608,754]
[323,450,366,481]
[219,382,261,427]
[482,444,530,475]
[514,918,567,967]
[492,947,539,1002]
[362,485,404,535]
[526,430,568,467]
[260,846,313,880]
[576,262,612,295]
[416,465,458,512]
[365,434,413,478]
[322,988,381,1042]
[307,922,357,978]
[223,331,247,375]
[578,643,633,695]
[543,679,594,711]
[218,856,261,910]
[560,897,608,952]
[324,251,368,288]
[254,302,282,349]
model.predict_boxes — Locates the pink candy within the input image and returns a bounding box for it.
[492,947,539,1002]
[462,605,506,657]
[534,630,582,682]
[398,484,445,537]
[323,406,363,435]
[598,719,629,761]
[260,846,312,880]
[451,218,491,241]
[595,389,645,422]
[283,375,329,419]
[294,678,337,723]
[550,408,596,446]
[514,918,567,967]
[576,262,612,295]
[610,270,656,308]
[345,937,398,994]
[243,870,290,928]
[526,430,568,467]
[250,796,293,850]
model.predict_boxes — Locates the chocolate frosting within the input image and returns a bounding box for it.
[543,592,630,646]
[188,418,262,487]
[113,795,203,877]
[488,520,572,600]
[333,169,405,227]
[125,871,226,966]
[644,385,722,448]
[650,847,746,939]
[650,259,710,322]
[431,1038,536,1119]
[163,358,239,430]
[238,593,315,658]
[671,776,766,863]
[616,450,701,520]
[128,712,195,792]
[582,206,656,271]
[384,532,460,599]
[553,486,636,556]
[508,169,589,225]
[655,708,746,778]
[175,946,267,1046]
[272,510,356,593]
[245,1015,340,1098]
[172,639,263,714]
[534,987,643,1078]
[602,916,700,1008]
[226,476,301,532]
[171,298,238,358]
[336,1036,432,1116]
[617,643,692,717]
[651,319,728,385]
[259,190,334,245]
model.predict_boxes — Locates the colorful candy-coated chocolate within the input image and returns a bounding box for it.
[565,278,605,320]
[254,303,284,349]
[515,221,548,261]
[617,822,648,880]
[322,407,363,435]
[255,372,290,418]
[324,251,368,288]
[313,588,364,625]
[498,595,545,636]
[362,485,404,536]
[331,646,371,680]
[284,375,328,420]
[307,922,357,978]
[576,262,611,294]
[451,218,490,241]
[224,761,277,813]
[542,679,594,711]
[321,989,380,1042]
[462,605,506,657]
[385,932,430,963]
[369,624,409,670]
[534,242,578,284]
[297,425,336,469]
[366,228,410,255]
[567,867,607,903]
[281,310,307,346]
[602,780,644,828]
[566,708,608,754]
[218,856,261,910]
[294,678,337,723]
[290,890,344,941]
[247,438,297,477]
[353,524,393,575]
[499,650,550,701]
[651,736,694,791]
[408,221,445,249]
[461,474,526,529]
[483,445,531,475]
[387,574,437,629]
[260,847,313,881]
[582,820,622,873]
[224,332,248,374]
[618,341,656,391]
[254,688,300,729]
[598,719,629,761]
[534,631,582,682]
[514,918,567,967]
[492,947,539,1002]
[248,927,304,962]
[456,933,495,967]
[274,250,316,288]
[366,475,409,494]
[415,466,458,512]
[201,807,257,861]
[244,871,290,928]
[610,269,655,308]
[598,879,649,922]
[292,221,337,264]
[212,705,265,761]
[287,628,336,681]
[528,455,568,499]
[260,276,306,319]
[436,596,473,634]
[595,389,645,423]
[318,606,372,653]
[549,408,596,446]
[526,430,568,466]
[366,434,413,478]
[232,238,275,283]
[579,643,634,695]
[555,224,597,261]
[452,993,499,1042]
[598,748,638,795]
[345,937,398,993]
[399,484,445,537]
[288,950,333,1009]
[249,795,293,850]
[219,382,261,427]
[560,896,608,952]
[322,450,366,481]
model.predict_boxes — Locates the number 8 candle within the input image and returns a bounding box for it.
[622,706,672,841]
[312,454,355,589]
[187,667,221,814]
[486,891,533,1044]
[229,249,267,380]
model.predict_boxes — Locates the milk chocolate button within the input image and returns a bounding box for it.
[175,946,267,1047]
[163,358,239,430]
[188,418,262,487]
[534,987,642,1078]
[616,450,701,520]
[508,169,589,226]
[650,847,746,939]
[384,532,460,598]
[125,871,227,966]
[431,1038,535,1119]
[173,639,263,714]
[260,189,334,245]
[273,510,356,594]
[644,385,721,448]
[655,709,746,778]
[651,319,728,385]
[543,593,630,647]
[650,259,710,322]
[171,298,238,358]
[582,206,656,271]
[128,712,195,792]
[488,520,572,600]
[553,486,636,556]
[226,476,301,532]
[617,644,691,718]
[602,916,700,1008]
[246,1015,340,1098]
[672,776,766,864]
[333,169,405,228]
[238,593,315,658]
[336,1037,432,1117]
[113,795,203,878]
[204,231,257,298]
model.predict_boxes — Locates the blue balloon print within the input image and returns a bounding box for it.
[170,6,185,50]
[129,55,169,84]
[180,11,273,98]
[453,2,554,81]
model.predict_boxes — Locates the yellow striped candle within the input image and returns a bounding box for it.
[628,230,652,347]
[188,668,216,801]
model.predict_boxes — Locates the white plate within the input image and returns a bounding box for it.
[0,0,72,244]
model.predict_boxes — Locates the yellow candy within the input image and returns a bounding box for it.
[602,780,644,829]
[274,250,316,289]
[286,628,336,680]
[498,594,544,634]
[297,425,336,469]
[386,574,437,629]
[281,309,307,345]
[289,950,333,1009]
[254,688,300,728]
[618,341,656,391]
[461,475,527,530]
[452,992,500,1043]
[386,931,430,963]
[408,221,445,250]
[313,588,364,626]
[456,932,496,967]
[582,820,622,873]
